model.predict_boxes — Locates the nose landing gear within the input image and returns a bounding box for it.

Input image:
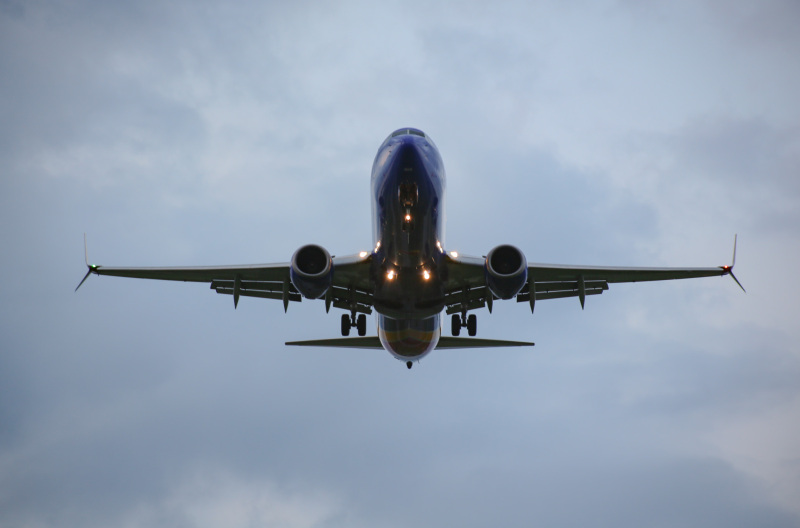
[406,361,413,369]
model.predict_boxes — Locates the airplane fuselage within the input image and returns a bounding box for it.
[370,129,446,360]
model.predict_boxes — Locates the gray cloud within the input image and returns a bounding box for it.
[2,1,799,527]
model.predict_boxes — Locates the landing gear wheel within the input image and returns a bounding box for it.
[467,314,477,336]
[357,314,367,336]
[451,314,461,336]
[341,314,351,336]
[406,361,413,369]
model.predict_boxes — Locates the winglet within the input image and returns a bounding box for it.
[720,234,745,293]
[75,234,98,292]
[75,268,92,292]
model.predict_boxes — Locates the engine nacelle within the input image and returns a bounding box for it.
[290,244,333,299]
[485,244,528,300]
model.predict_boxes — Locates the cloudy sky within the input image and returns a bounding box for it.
[2,1,799,526]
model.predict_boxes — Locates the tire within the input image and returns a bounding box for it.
[467,314,477,336]
[451,314,461,336]
[357,314,367,336]
[341,314,351,336]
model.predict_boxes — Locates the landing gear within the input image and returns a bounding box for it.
[341,313,367,336]
[451,312,478,336]
[406,361,413,369]
[467,314,477,337]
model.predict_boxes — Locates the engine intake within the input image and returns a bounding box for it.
[485,244,528,300]
[290,244,332,299]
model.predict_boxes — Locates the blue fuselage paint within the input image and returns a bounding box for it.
[370,129,446,361]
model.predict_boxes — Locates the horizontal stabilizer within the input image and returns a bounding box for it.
[286,337,384,349]
[285,336,534,349]
[436,337,534,348]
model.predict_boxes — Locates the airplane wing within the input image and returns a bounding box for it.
[77,252,374,313]
[514,262,732,310]
[443,243,741,314]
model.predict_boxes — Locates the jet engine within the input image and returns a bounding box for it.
[485,244,528,300]
[290,244,332,299]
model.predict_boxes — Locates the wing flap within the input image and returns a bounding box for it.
[329,285,374,306]
[211,280,290,292]
[445,298,486,315]
[517,280,608,302]
[519,288,605,302]
[330,300,373,315]
[443,285,490,314]
[215,288,302,302]
[91,263,290,283]
[527,264,728,283]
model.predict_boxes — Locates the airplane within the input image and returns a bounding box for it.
[77,127,744,369]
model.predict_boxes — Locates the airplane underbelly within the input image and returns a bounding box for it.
[377,314,440,359]
[372,274,445,319]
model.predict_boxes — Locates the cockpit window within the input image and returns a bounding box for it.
[390,128,426,139]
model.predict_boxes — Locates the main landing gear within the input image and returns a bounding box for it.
[341,313,367,337]
[451,313,477,337]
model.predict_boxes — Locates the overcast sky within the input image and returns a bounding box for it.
[2,1,799,527]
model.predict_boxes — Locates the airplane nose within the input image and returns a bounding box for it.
[395,141,423,171]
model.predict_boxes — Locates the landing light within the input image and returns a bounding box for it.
[405,214,412,222]
[422,269,431,280]
[450,251,459,258]
[359,251,368,258]
[387,269,396,280]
